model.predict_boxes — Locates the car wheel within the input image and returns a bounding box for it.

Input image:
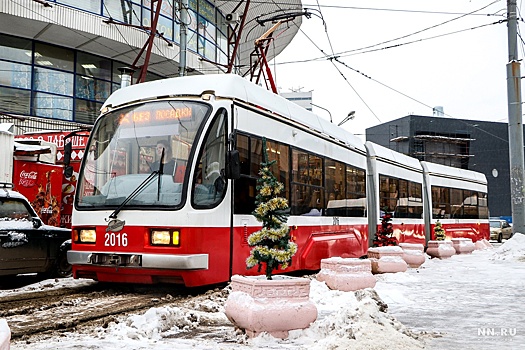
[54,251,72,278]
[498,233,503,243]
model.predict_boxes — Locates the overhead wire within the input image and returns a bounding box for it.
[280,0,510,143]
[278,17,506,65]
[293,2,505,124]
[335,0,501,57]
[303,0,381,123]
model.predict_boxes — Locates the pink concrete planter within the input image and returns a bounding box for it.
[317,257,376,291]
[475,240,487,250]
[475,239,493,250]
[224,275,318,339]
[367,246,408,274]
[426,240,456,259]
[451,238,476,254]
[399,243,426,268]
[0,319,10,350]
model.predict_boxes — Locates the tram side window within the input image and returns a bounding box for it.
[406,181,423,218]
[379,175,396,214]
[462,190,478,218]
[325,161,366,217]
[379,175,422,218]
[266,140,290,200]
[192,108,227,208]
[432,186,450,219]
[291,149,324,216]
[325,159,343,215]
[450,188,463,218]
[346,166,367,217]
[478,192,489,219]
[434,186,486,219]
[234,134,256,214]
[233,134,290,215]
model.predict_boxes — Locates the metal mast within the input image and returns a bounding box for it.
[179,0,188,77]
[506,0,525,234]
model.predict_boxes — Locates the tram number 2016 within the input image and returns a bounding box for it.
[104,232,128,247]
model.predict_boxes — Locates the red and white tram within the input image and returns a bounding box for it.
[365,142,489,245]
[365,141,427,244]
[421,161,489,242]
[67,74,489,286]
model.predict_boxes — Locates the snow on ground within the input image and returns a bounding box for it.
[375,234,525,350]
[3,234,525,349]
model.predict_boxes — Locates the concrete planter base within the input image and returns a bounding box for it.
[451,238,476,254]
[426,240,456,259]
[367,246,408,274]
[224,275,318,339]
[317,257,376,291]
[475,239,493,250]
[399,243,426,268]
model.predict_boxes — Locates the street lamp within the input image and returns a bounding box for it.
[337,111,355,126]
[310,103,333,123]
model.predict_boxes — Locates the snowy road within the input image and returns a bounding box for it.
[2,236,524,349]
[375,239,525,350]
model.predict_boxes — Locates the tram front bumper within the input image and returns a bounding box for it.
[67,251,208,270]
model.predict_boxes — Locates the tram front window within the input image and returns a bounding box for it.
[76,101,211,208]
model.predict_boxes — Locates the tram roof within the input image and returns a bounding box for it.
[102,74,366,153]
[365,141,423,172]
[420,161,487,184]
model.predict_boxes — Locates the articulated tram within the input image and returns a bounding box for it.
[67,74,489,286]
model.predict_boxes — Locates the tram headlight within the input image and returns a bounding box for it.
[75,228,96,243]
[151,229,180,246]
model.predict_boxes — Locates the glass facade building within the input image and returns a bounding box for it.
[0,0,232,125]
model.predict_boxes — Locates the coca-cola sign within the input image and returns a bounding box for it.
[18,170,38,187]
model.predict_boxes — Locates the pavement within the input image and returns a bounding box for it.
[375,241,525,350]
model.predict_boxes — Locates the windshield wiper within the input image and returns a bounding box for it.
[157,151,164,201]
[108,149,165,219]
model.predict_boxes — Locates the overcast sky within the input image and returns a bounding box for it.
[272,0,510,140]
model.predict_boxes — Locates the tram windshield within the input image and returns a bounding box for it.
[76,100,211,208]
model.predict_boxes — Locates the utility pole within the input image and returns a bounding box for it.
[506,0,525,234]
[179,0,188,77]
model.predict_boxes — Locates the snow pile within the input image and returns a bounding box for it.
[0,218,33,229]
[275,281,424,350]
[489,233,525,261]
[82,279,423,350]
[104,306,202,340]
[0,277,96,297]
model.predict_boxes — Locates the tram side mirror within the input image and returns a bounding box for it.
[226,149,241,180]
[64,165,74,178]
[64,142,72,166]
[63,141,73,178]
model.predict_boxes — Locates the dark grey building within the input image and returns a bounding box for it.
[366,115,511,219]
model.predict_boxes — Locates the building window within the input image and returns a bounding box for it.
[0,87,31,115]
[0,61,31,89]
[34,67,74,96]
[75,99,102,124]
[33,92,73,120]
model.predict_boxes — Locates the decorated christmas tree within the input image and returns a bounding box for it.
[434,220,446,241]
[246,138,297,280]
[373,209,399,247]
